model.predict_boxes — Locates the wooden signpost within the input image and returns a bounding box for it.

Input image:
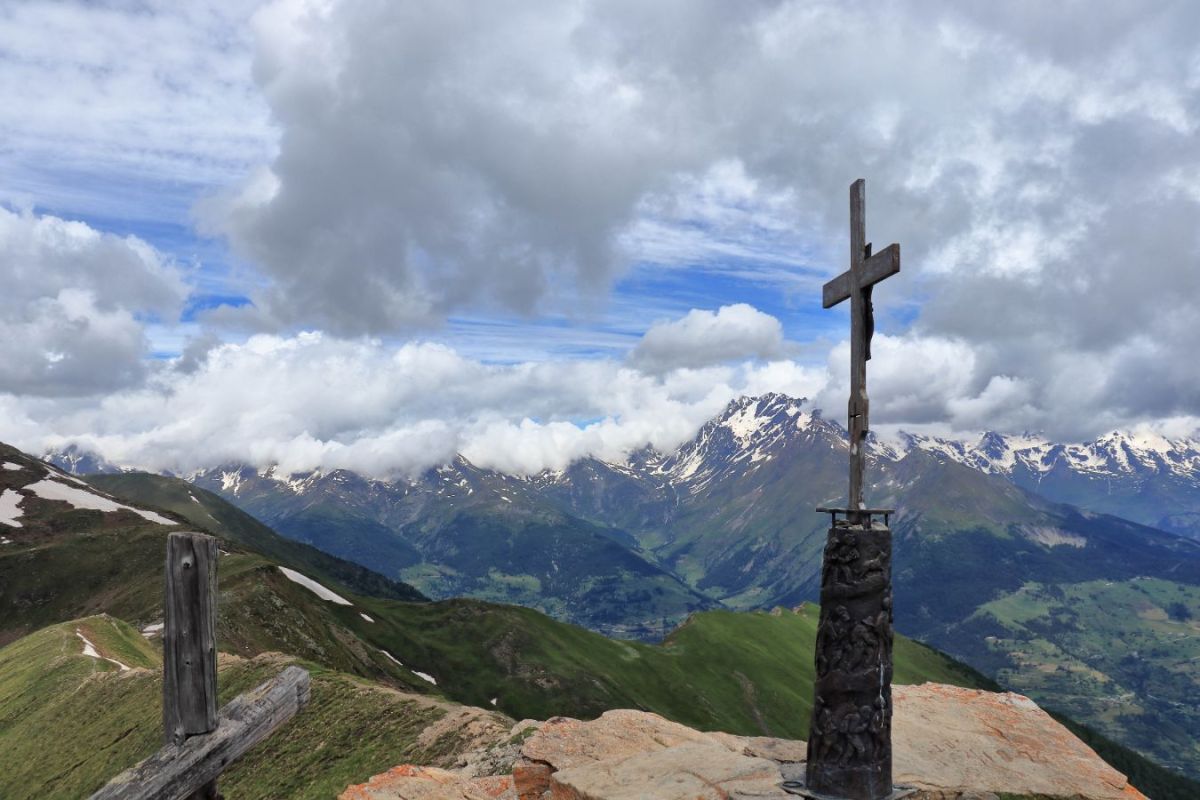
[91,532,310,800]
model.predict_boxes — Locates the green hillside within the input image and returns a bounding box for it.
[0,617,505,800]
[349,599,993,739]
[10,445,1197,795]
[7,611,1196,800]
[0,608,989,800]
[0,448,994,738]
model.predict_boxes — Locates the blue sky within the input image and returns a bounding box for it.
[1,1,1198,475]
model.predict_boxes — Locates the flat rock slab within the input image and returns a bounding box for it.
[550,742,785,800]
[520,709,725,771]
[892,684,1146,800]
[342,684,1147,800]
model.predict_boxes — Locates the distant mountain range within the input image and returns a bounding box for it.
[45,394,1200,777]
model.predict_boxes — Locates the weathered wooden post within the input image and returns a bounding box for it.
[163,532,220,798]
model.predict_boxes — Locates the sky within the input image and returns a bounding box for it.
[1,0,1199,477]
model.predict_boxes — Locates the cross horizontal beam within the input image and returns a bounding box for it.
[821,242,900,309]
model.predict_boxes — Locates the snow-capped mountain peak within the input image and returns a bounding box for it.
[660,394,845,489]
[878,427,1200,483]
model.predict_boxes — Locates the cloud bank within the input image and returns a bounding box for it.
[630,303,784,374]
[4,319,823,477]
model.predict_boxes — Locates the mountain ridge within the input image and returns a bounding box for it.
[46,392,1200,543]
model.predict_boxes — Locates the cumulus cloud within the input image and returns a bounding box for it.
[0,208,188,395]
[629,303,784,373]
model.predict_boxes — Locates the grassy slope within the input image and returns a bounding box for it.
[9,449,1194,794]
[0,449,997,740]
[86,472,426,602]
[347,600,994,740]
[0,609,987,800]
[0,617,502,800]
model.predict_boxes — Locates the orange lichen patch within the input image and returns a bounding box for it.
[339,765,516,800]
[338,765,458,800]
[471,775,515,798]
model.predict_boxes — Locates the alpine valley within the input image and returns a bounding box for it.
[0,440,1038,798]
[47,393,1200,781]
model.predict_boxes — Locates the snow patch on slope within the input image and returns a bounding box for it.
[0,489,24,527]
[220,470,245,494]
[277,566,352,605]
[76,629,131,671]
[377,648,437,684]
[723,403,769,443]
[23,479,177,525]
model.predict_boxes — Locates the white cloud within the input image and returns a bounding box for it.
[1,307,826,476]
[0,207,188,395]
[629,303,784,374]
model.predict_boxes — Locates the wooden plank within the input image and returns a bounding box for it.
[821,271,851,309]
[862,242,900,287]
[163,532,219,747]
[821,244,899,308]
[90,666,311,800]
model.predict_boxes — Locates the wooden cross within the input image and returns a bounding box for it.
[822,179,900,522]
[92,532,310,800]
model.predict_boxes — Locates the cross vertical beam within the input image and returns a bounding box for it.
[847,180,868,521]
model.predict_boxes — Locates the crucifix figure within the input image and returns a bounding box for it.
[798,180,908,800]
[822,179,900,523]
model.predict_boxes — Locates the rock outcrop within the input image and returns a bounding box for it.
[892,684,1145,799]
[340,683,1147,800]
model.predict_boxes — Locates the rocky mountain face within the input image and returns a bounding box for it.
[184,456,716,639]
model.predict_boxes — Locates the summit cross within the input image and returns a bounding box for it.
[822,179,900,521]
